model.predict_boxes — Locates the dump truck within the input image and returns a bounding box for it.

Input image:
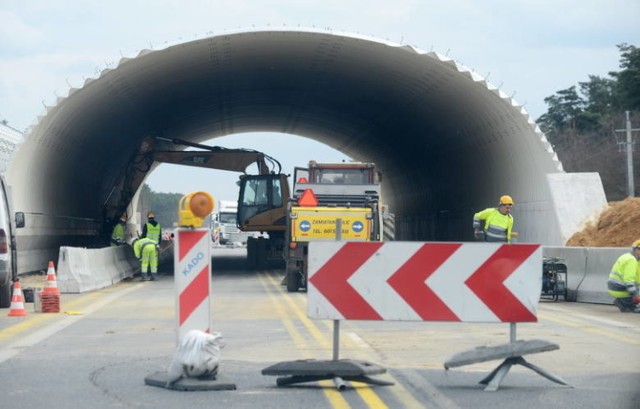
[283,161,385,292]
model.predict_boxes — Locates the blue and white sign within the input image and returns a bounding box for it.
[352,221,364,233]
[299,220,311,232]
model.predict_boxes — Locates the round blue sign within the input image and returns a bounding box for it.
[299,220,311,232]
[352,221,364,233]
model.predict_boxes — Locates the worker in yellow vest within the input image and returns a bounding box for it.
[141,211,162,244]
[473,195,515,243]
[132,237,159,281]
[607,240,640,313]
[111,214,127,246]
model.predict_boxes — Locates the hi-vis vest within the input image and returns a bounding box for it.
[473,208,513,243]
[111,222,125,246]
[145,222,161,244]
[134,237,157,259]
[607,252,640,298]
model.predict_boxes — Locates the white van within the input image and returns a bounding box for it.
[0,175,22,308]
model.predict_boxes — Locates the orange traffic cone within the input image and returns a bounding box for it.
[7,281,27,317]
[43,261,60,296]
[41,292,61,313]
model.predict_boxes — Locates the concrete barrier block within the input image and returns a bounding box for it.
[543,246,626,304]
[57,246,137,294]
[57,247,80,293]
[580,247,626,304]
[113,245,137,279]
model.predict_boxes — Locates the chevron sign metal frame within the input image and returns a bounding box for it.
[308,241,542,323]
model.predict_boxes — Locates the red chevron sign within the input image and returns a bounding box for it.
[307,242,542,323]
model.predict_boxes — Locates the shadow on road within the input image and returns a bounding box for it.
[158,247,284,277]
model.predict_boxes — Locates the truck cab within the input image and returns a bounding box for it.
[212,200,248,245]
[285,161,384,291]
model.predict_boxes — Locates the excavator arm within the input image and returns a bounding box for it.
[102,136,282,224]
[153,150,270,174]
[152,136,281,175]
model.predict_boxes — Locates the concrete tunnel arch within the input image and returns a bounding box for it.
[7,28,606,273]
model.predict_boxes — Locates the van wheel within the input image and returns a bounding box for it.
[0,282,11,308]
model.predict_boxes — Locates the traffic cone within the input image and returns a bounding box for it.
[7,281,27,317]
[43,261,60,296]
[41,292,61,313]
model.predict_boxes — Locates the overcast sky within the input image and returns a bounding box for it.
[1,0,638,201]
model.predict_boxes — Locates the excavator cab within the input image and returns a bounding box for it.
[237,173,289,269]
[237,173,289,233]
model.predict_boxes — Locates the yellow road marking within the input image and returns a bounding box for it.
[0,287,130,341]
[258,273,351,409]
[0,283,142,364]
[258,274,308,351]
[265,273,330,348]
[538,311,640,345]
[352,385,389,408]
[263,271,428,409]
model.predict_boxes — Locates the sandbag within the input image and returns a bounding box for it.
[166,330,225,386]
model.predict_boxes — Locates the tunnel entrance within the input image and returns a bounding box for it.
[7,28,604,274]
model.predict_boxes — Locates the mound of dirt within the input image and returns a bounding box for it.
[566,197,640,247]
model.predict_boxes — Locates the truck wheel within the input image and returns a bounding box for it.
[255,238,267,269]
[0,281,11,308]
[246,238,256,269]
[286,268,299,292]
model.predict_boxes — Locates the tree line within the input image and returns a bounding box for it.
[537,43,640,201]
[138,184,185,230]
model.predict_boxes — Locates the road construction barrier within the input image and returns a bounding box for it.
[308,242,542,322]
[297,241,569,391]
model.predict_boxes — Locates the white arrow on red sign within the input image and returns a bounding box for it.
[307,242,542,323]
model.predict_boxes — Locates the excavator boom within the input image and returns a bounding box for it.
[153,136,280,175]
[103,136,283,224]
[153,150,269,174]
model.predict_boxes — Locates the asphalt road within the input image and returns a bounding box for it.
[0,247,638,409]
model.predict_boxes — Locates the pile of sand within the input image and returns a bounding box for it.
[566,197,640,247]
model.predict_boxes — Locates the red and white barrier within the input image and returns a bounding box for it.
[308,241,542,323]
[174,228,212,343]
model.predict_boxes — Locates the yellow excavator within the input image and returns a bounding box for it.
[103,136,289,268]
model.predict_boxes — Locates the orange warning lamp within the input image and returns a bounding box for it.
[178,191,214,228]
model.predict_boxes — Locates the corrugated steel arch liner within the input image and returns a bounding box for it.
[7,28,568,272]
